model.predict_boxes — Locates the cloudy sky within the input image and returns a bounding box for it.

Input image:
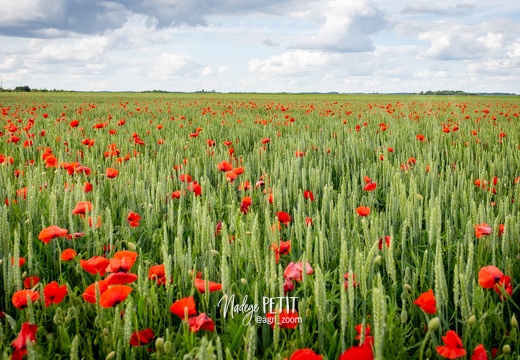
[0,0,518,93]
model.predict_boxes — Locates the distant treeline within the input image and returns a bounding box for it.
[0,86,70,92]
[0,86,516,96]
[420,90,517,96]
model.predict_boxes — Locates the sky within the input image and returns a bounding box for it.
[0,0,519,93]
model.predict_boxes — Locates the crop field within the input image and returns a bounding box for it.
[0,92,519,359]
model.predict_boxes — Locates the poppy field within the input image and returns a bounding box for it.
[1,92,520,359]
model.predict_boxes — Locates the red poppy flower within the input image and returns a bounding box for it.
[265,309,300,329]
[207,139,215,147]
[471,344,488,360]
[148,264,166,284]
[356,206,370,216]
[179,173,192,183]
[105,272,138,285]
[188,313,215,332]
[478,266,504,289]
[271,240,291,263]
[72,201,92,215]
[99,285,133,308]
[23,276,40,289]
[130,328,154,346]
[238,181,251,191]
[303,190,314,201]
[60,249,77,261]
[226,171,237,182]
[43,281,68,307]
[106,250,138,273]
[262,137,271,144]
[106,168,119,178]
[474,223,492,238]
[11,322,37,357]
[89,215,102,228]
[339,340,374,360]
[284,262,313,282]
[289,349,322,360]
[12,257,26,267]
[12,290,40,309]
[65,232,84,240]
[80,256,109,276]
[494,275,513,299]
[82,280,109,303]
[127,211,141,227]
[215,221,222,236]
[305,217,313,226]
[170,296,197,319]
[277,211,292,225]
[344,272,358,289]
[84,182,93,193]
[171,190,182,199]
[75,165,91,175]
[363,182,377,191]
[240,196,252,214]
[436,330,466,359]
[217,160,233,172]
[38,225,68,244]
[498,224,505,237]
[414,289,437,314]
[378,236,391,250]
[233,167,245,175]
[188,181,202,196]
[355,323,371,340]
[194,278,222,293]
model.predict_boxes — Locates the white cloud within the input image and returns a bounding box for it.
[294,0,388,52]
[218,66,230,75]
[248,50,342,75]
[201,66,213,76]
[401,2,475,15]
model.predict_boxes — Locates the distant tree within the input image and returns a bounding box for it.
[14,85,31,92]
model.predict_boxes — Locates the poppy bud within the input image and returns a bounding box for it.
[373,255,382,265]
[468,315,476,326]
[163,340,172,354]
[210,250,220,256]
[106,351,116,360]
[511,314,518,328]
[103,328,110,337]
[155,337,164,350]
[503,345,511,354]
[425,348,432,359]
[428,317,439,332]
[241,278,248,286]
[53,312,60,324]
[306,308,312,318]
[400,310,408,323]
[403,284,411,292]
[127,242,137,251]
